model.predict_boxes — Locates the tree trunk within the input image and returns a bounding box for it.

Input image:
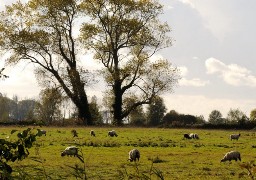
[112,81,123,126]
[74,86,92,125]
[66,68,92,125]
[77,99,92,125]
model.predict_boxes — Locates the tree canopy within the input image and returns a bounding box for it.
[226,108,249,125]
[0,0,179,126]
[208,110,224,124]
[250,109,256,121]
[146,96,166,126]
[0,0,93,124]
[80,0,180,125]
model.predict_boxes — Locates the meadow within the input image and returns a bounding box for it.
[1,126,256,179]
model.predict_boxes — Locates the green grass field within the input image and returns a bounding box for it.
[1,127,255,179]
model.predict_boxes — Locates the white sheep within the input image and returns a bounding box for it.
[230,133,240,140]
[90,130,96,136]
[189,133,199,139]
[61,146,79,157]
[108,130,118,137]
[128,149,140,162]
[221,151,241,162]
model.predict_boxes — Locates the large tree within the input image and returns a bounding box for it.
[80,0,179,125]
[0,0,93,125]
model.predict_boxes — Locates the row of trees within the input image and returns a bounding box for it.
[0,89,102,125]
[1,88,256,128]
[0,92,200,127]
[0,89,164,126]
[0,0,180,126]
[208,109,256,125]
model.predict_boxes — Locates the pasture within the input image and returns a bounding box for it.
[1,127,255,179]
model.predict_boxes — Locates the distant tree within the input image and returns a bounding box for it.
[146,96,166,126]
[129,105,146,126]
[179,114,197,125]
[162,110,179,126]
[89,96,103,125]
[80,0,179,125]
[226,108,247,124]
[9,95,19,121]
[0,94,11,122]
[250,109,256,121]
[0,95,37,122]
[18,99,36,121]
[196,115,206,124]
[35,88,62,125]
[102,90,114,124]
[208,110,224,124]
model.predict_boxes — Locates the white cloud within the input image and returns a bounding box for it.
[206,57,256,87]
[178,66,209,87]
[179,78,209,87]
[166,5,174,10]
[192,56,199,60]
[176,0,234,41]
[177,0,195,8]
[178,66,188,76]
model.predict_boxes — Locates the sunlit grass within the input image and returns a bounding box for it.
[0,126,255,179]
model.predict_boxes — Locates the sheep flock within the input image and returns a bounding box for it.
[33,128,246,178]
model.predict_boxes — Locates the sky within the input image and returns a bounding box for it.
[0,0,256,120]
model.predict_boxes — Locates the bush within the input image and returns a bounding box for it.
[0,128,42,178]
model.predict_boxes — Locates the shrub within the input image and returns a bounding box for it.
[0,128,42,178]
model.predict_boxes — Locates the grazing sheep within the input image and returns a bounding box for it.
[230,133,240,141]
[61,146,79,157]
[108,130,118,137]
[90,130,96,137]
[128,149,140,162]
[71,129,78,137]
[189,133,199,139]
[221,151,241,162]
[184,133,191,139]
[38,129,46,136]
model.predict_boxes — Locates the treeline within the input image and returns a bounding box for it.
[161,108,256,130]
[1,91,256,130]
[0,89,102,126]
